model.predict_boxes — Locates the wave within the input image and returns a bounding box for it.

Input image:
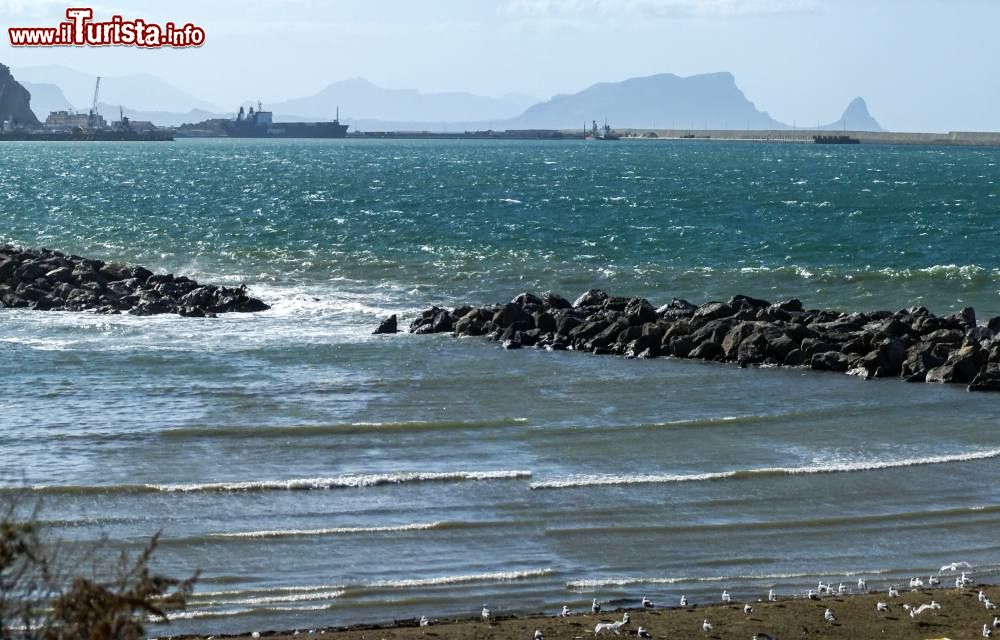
[530,448,1000,489]
[566,568,893,589]
[18,470,531,495]
[197,590,346,607]
[700,263,1000,284]
[159,418,529,440]
[365,569,552,589]
[210,521,444,539]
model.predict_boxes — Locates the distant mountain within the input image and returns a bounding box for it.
[269,77,537,122]
[19,81,73,118]
[507,72,785,130]
[12,65,221,113]
[0,64,39,126]
[818,97,884,132]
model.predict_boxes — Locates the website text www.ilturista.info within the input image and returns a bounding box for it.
[8,7,204,48]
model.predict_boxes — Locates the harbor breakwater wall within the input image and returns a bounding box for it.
[402,290,1000,392]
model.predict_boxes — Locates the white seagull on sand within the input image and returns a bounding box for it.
[807,589,819,600]
[888,586,900,598]
[993,616,1000,628]
[910,577,924,590]
[721,590,731,603]
[857,578,867,591]
[987,599,998,610]
[824,608,835,622]
[985,624,992,638]
[702,619,712,632]
[561,605,572,617]
[641,596,653,608]
[592,598,602,614]
[482,605,491,622]
[637,627,651,638]
[744,603,753,614]
[534,630,544,640]
[419,616,429,627]
[981,590,989,602]
[622,612,630,626]
[928,575,940,586]
[767,589,776,602]
[838,583,847,594]
[679,595,688,607]
[876,602,889,612]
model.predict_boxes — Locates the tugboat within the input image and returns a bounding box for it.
[223,103,349,138]
[585,119,620,141]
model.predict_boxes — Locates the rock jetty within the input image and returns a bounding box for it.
[408,289,1000,392]
[0,245,269,317]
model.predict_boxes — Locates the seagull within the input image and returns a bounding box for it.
[817,581,830,594]
[641,596,653,608]
[679,595,688,607]
[721,590,731,603]
[824,608,835,622]
[982,591,989,602]
[961,572,974,587]
[702,619,712,633]
[744,603,753,614]
[622,612,630,626]
[534,630,544,640]
[593,598,602,614]
[928,575,940,586]
[876,602,889,612]
[482,604,491,623]
[767,589,776,602]
[419,616,429,627]
[956,578,964,589]
[637,627,651,639]
[940,561,972,573]
[888,586,900,598]
[561,605,572,617]
[987,600,998,610]
[857,578,867,592]
[993,616,1000,628]
[807,589,819,600]
[910,577,924,590]
[985,624,992,638]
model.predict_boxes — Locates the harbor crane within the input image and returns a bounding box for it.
[88,76,101,129]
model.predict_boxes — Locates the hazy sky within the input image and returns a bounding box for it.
[1,0,998,131]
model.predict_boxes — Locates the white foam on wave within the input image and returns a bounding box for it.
[368,569,552,589]
[152,470,532,492]
[531,448,1000,489]
[192,584,346,599]
[212,521,442,538]
[200,590,346,607]
[567,568,893,589]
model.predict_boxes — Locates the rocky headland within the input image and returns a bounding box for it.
[0,245,269,317]
[407,289,1000,392]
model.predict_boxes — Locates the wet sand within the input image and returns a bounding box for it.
[176,585,1000,640]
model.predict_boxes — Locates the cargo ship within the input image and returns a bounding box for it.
[223,103,348,138]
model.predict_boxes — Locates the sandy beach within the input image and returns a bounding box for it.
[173,585,1000,640]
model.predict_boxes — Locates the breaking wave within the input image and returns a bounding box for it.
[530,449,1000,489]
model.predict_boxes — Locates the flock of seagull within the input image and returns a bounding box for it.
[438,563,999,639]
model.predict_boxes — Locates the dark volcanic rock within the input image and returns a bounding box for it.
[0,245,269,318]
[373,314,399,334]
[408,288,1000,393]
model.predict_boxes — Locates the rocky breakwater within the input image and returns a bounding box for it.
[407,289,1000,392]
[0,246,269,317]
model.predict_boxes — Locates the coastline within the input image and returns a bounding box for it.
[167,585,1000,640]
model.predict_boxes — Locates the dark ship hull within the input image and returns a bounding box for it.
[223,121,348,139]
[0,130,172,141]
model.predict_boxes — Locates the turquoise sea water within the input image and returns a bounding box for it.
[1,139,999,634]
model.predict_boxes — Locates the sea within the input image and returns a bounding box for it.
[1,138,999,635]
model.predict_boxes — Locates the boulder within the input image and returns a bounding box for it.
[573,288,608,308]
[373,314,399,334]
